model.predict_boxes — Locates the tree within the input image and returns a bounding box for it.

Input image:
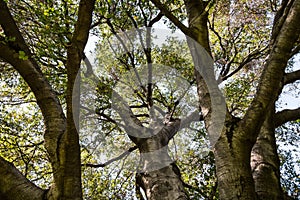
[151,0,300,199]
[0,0,300,200]
[0,0,95,199]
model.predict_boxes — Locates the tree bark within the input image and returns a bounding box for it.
[181,1,257,199]
[0,157,46,200]
[215,0,300,197]
[251,71,300,199]
[213,119,257,200]
[136,120,189,200]
[136,145,188,200]
[113,89,190,199]
[251,107,283,200]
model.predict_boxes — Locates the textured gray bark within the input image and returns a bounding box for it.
[113,89,191,199]
[137,164,188,200]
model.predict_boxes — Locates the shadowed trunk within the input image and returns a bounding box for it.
[251,107,283,200]
[214,118,258,200]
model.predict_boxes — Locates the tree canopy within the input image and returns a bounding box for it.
[0,0,300,200]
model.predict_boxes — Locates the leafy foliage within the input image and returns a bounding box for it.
[0,0,299,199]
[0,64,51,188]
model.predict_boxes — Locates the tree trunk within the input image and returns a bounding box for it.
[134,120,188,199]
[113,91,189,199]
[136,144,188,200]
[214,121,257,200]
[251,107,283,200]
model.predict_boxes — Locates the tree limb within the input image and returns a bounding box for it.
[148,12,163,27]
[62,0,96,199]
[222,46,268,81]
[82,146,138,168]
[150,0,191,37]
[0,6,66,177]
[283,69,300,85]
[274,107,300,127]
[0,156,45,200]
[240,0,300,141]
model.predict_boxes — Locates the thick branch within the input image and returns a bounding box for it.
[0,156,45,200]
[241,0,300,141]
[274,108,300,127]
[0,34,66,175]
[0,0,31,56]
[0,1,68,198]
[184,0,211,54]
[271,0,293,45]
[62,0,96,199]
[150,0,191,36]
[283,69,300,85]
[183,0,227,147]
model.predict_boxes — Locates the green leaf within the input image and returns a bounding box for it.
[18,51,28,60]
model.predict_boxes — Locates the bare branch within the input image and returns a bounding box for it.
[274,107,300,127]
[82,146,138,168]
[148,12,163,27]
[222,46,268,81]
[283,69,300,85]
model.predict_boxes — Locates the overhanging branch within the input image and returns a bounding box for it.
[274,107,300,127]
[283,69,300,85]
